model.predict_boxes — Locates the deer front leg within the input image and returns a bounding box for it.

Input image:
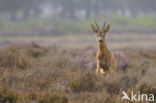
[96,61,100,74]
[100,69,105,77]
[97,61,106,76]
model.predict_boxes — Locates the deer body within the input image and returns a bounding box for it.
[91,22,116,75]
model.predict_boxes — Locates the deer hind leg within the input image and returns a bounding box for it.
[109,63,117,79]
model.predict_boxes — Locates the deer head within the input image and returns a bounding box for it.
[91,21,110,44]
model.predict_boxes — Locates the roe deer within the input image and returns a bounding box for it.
[91,21,116,76]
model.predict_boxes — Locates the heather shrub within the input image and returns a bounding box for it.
[26,43,48,58]
[71,55,96,69]
[27,92,69,103]
[71,55,95,69]
[0,88,21,103]
[0,45,32,69]
[119,74,138,89]
[137,50,156,59]
[103,79,121,96]
[92,92,113,103]
[137,82,156,98]
[98,72,139,96]
[71,56,87,68]
[38,95,68,103]
[49,53,72,69]
[56,81,68,92]
[138,83,152,94]
[113,51,131,72]
[69,72,97,93]
[0,87,69,103]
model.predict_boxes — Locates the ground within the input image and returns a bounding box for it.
[0,33,156,103]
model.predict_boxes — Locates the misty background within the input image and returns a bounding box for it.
[0,0,156,48]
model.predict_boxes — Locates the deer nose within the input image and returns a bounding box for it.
[99,40,103,43]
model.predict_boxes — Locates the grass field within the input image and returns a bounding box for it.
[0,33,156,49]
[0,33,156,102]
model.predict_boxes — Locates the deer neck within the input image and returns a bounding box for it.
[97,39,109,55]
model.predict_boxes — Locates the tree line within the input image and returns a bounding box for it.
[0,0,156,21]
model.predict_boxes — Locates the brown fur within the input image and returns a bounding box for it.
[91,21,116,76]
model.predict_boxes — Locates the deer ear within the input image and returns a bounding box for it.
[103,24,110,32]
[91,24,98,33]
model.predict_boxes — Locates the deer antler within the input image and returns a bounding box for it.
[102,21,106,30]
[94,21,99,31]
